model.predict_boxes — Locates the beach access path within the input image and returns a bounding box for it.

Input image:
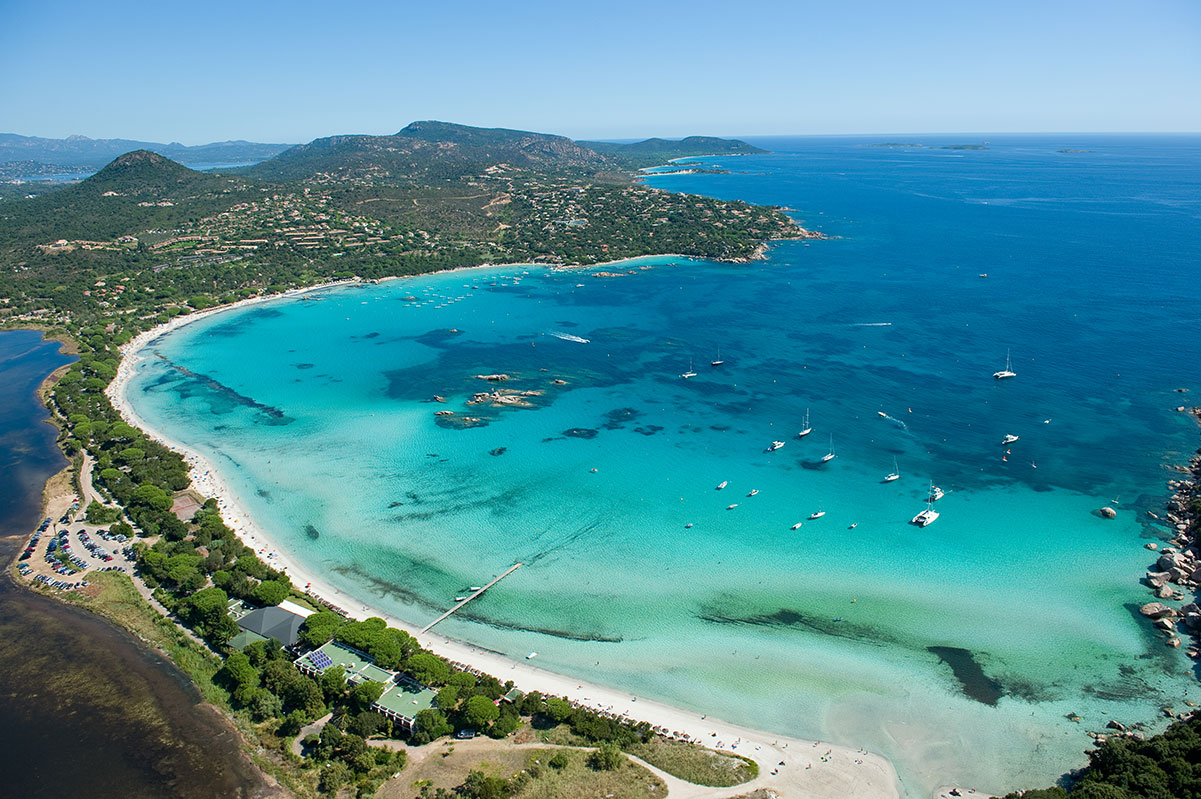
[104,273,902,799]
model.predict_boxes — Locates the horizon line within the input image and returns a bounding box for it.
[3,128,1201,150]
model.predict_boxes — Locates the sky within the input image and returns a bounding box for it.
[1,0,1199,144]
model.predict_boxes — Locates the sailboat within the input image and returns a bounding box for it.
[911,484,940,526]
[884,457,900,482]
[797,408,812,438]
[680,357,697,379]
[993,349,1017,380]
[820,435,836,462]
[711,348,724,367]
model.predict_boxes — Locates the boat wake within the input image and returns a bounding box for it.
[877,411,909,431]
[849,322,893,327]
[549,331,590,343]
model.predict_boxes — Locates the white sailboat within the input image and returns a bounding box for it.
[884,457,900,482]
[711,348,724,367]
[797,408,812,438]
[993,349,1017,380]
[680,357,697,379]
[820,435,836,462]
[911,485,940,527]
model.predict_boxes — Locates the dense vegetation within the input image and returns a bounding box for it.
[1,122,802,341]
[1004,714,1201,799]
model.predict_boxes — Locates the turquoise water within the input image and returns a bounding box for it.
[124,135,1201,796]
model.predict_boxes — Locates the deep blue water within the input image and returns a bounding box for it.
[0,331,73,533]
[123,135,1201,796]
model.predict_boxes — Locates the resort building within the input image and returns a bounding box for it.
[228,599,313,650]
[295,640,437,736]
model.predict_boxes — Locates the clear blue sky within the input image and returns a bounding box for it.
[2,0,1198,144]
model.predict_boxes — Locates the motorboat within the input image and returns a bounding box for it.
[748,489,760,497]
[1002,434,1019,445]
[808,510,826,520]
[928,486,945,502]
[767,440,785,452]
[791,522,803,530]
[716,481,728,490]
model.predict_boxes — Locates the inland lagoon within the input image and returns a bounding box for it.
[118,135,1201,796]
[0,330,273,799]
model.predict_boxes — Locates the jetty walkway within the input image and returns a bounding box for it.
[420,562,522,633]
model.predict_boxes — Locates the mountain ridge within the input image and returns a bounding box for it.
[0,133,294,170]
[245,120,761,182]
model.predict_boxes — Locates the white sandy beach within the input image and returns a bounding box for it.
[105,277,902,799]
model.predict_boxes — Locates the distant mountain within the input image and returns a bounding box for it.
[0,133,293,171]
[245,121,762,183]
[246,121,608,183]
[579,136,767,168]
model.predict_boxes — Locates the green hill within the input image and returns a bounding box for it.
[0,151,252,243]
[579,135,767,167]
[247,121,608,183]
[244,122,761,182]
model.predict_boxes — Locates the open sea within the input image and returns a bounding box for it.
[122,135,1201,796]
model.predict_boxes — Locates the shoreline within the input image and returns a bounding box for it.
[105,262,902,799]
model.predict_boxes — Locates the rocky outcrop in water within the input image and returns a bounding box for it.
[1140,407,1201,661]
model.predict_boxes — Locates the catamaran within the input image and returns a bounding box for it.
[884,457,900,482]
[821,435,836,462]
[994,349,1017,380]
[911,487,940,526]
[797,408,812,438]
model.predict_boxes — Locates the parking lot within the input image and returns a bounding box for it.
[16,498,135,591]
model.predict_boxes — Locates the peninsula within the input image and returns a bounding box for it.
[0,122,863,799]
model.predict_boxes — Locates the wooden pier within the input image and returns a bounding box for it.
[420,562,522,634]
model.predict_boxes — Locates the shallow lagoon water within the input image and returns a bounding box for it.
[124,136,1201,796]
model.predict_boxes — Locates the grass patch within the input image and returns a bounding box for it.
[381,744,664,799]
[517,748,663,799]
[626,737,758,787]
[59,571,229,705]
